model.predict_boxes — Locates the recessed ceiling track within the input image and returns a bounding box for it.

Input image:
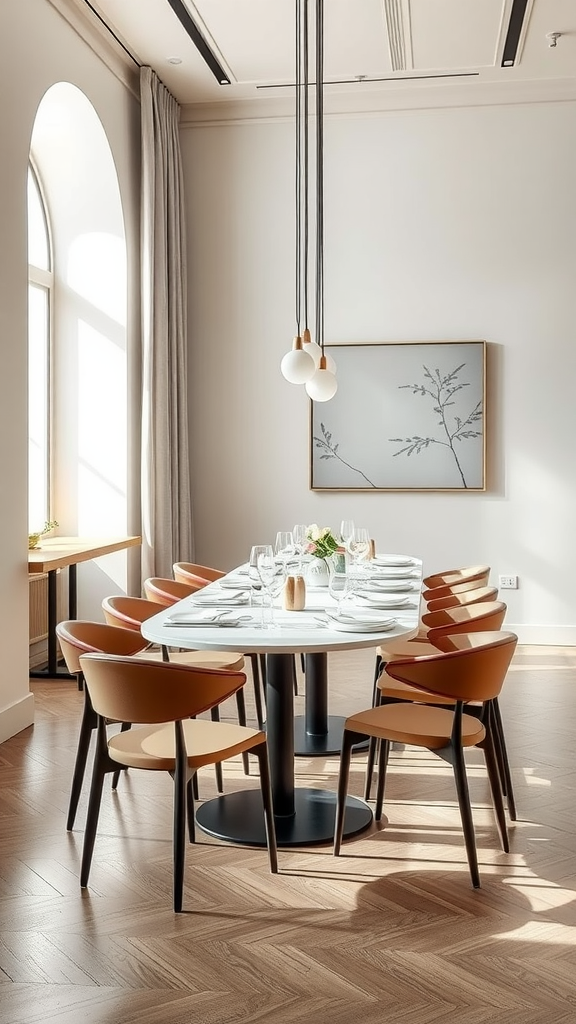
[165,0,230,84]
[501,0,530,66]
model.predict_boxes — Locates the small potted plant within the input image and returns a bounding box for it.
[28,520,58,550]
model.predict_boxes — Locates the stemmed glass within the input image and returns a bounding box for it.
[249,545,268,611]
[255,545,277,628]
[328,557,352,617]
[340,520,355,552]
[348,527,371,591]
[292,524,307,573]
[275,531,296,569]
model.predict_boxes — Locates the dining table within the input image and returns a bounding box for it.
[141,556,422,848]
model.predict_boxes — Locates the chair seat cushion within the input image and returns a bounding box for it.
[108,720,265,771]
[134,649,245,671]
[347,703,485,748]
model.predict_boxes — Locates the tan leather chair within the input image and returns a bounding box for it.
[426,585,498,612]
[335,631,518,889]
[55,620,149,831]
[365,602,515,819]
[421,565,490,603]
[144,577,203,604]
[78,653,278,911]
[173,562,224,586]
[102,594,251,781]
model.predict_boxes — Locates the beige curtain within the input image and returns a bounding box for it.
[140,66,193,582]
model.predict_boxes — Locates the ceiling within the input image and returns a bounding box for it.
[84,0,576,111]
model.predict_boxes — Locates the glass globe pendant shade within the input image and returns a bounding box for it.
[281,335,315,384]
[324,351,337,374]
[302,327,322,367]
[305,355,338,402]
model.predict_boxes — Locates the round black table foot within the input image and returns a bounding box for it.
[293,715,369,756]
[195,787,373,847]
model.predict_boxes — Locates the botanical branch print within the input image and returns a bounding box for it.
[389,363,482,488]
[313,423,377,488]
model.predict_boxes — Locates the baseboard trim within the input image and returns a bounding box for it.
[0,693,35,744]
[506,623,576,646]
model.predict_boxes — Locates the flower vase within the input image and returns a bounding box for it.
[306,556,329,587]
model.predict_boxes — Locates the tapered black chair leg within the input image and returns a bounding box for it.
[235,690,250,775]
[374,739,390,822]
[452,743,480,889]
[492,697,516,820]
[80,721,109,888]
[256,743,278,873]
[482,708,509,853]
[67,695,97,831]
[210,706,224,792]
[111,722,132,790]
[173,726,187,913]
[250,654,265,729]
[334,730,364,855]
[186,777,196,843]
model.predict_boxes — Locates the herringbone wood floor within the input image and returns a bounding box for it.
[1,645,575,1023]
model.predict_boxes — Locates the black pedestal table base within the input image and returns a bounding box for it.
[195,787,372,847]
[294,715,368,756]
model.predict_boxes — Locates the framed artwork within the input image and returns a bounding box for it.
[310,341,486,491]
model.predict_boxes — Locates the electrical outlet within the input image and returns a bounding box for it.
[499,575,518,590]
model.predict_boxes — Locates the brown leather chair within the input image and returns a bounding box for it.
[55,620,148,831]
[78,653,278,911]
[173,562,225,586]
[335,631,518,889]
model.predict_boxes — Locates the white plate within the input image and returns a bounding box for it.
[372,555,416,567]
[362,580,418,593]
[357,594,412,609]
[370,568,419,580]
[219,578,252,590]
[328,616,397,634]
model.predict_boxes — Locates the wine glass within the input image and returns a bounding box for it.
[340,519,355,552]
[292,524,308,572]
[348,527,370,589]
[328,557,352,616]
[256,545,277,628]
[249,545,269,609]
[275,531,296,569]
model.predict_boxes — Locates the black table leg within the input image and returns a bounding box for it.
[195,651,373,847]
[29,567,74,680]
[294,652,368,756]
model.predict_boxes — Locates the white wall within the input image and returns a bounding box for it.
[180,100,576,644]
[0,0,141,741]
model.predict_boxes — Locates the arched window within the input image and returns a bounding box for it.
[27,163,53,531]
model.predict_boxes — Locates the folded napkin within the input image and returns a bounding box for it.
[165,610,249,627]
[191,590,249,605]
[362,579,417,593]
[372,555,415,567]
[218,578,251,590]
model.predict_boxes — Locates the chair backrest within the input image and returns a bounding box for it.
[385,630,518,704]
[173,562,225,586]
[143,577,201,606]
[55,620,147,675]
[425,585,499,612]
[79,653,246,724]
[102,595,159,631]
[423,564,490,591]
[422,600,507,643]
[422,574,491,602]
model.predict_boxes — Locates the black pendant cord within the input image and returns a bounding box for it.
[295,0,302,337]
[303,0,310,335]
[315,0,325,357]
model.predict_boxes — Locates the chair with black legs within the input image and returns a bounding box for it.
[55,620,150,831]
[334,631,518,889]
[364,601,516,820]
[78,653,278,912]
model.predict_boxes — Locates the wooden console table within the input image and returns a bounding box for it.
[29,536,141,678]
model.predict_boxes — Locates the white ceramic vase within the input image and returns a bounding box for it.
[306,556,329,587]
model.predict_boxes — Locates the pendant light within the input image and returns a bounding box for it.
[305,0,337,402]
[281,0,315,385]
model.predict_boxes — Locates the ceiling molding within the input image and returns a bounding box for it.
[180,76,576,129]
[47,0,140,101]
